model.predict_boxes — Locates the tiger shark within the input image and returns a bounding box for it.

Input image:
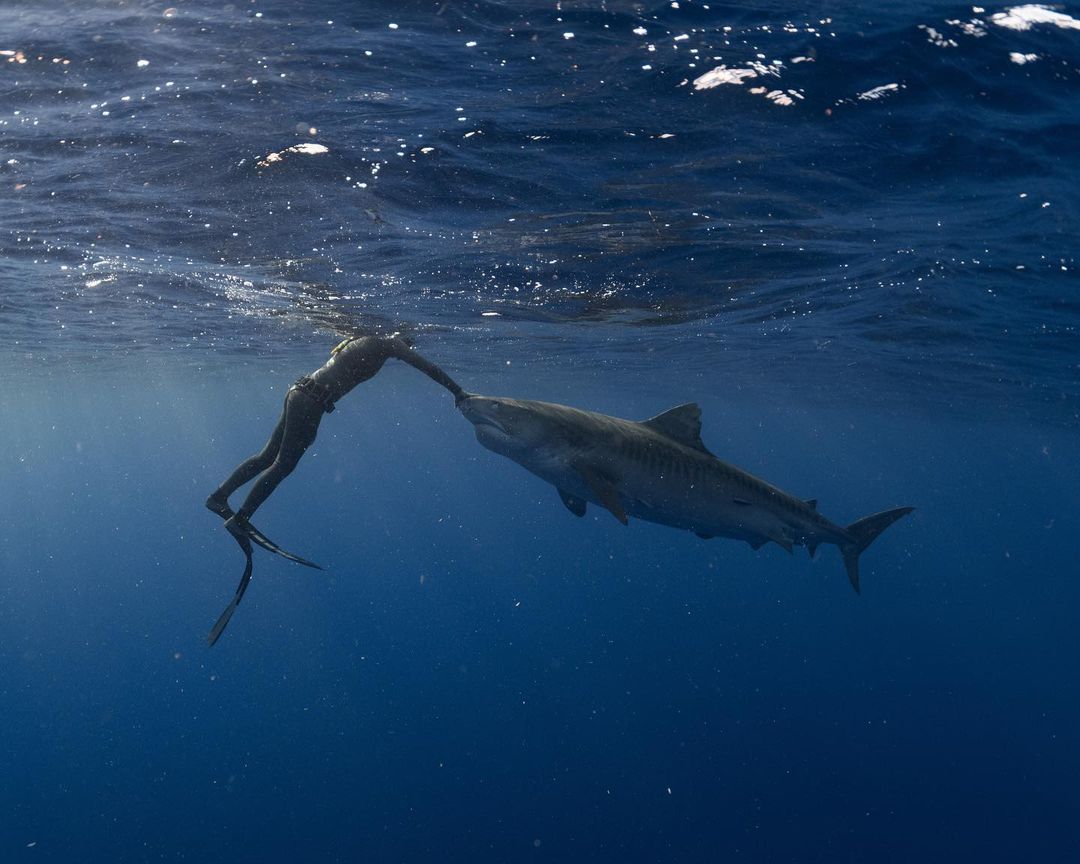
[457,394,912,592]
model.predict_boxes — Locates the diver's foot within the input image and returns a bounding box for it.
[205,494,234,520]
[223,514,254,556]
[224,513,250,540]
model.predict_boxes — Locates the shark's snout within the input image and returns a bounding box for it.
[457,394,509,433]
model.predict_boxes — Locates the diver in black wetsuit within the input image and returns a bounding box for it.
[207,334,462,533]
[205,334,463,645]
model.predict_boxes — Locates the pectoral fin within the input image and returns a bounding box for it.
[771,531,795,554]
[558,488,587,517]
[574,464,628,525]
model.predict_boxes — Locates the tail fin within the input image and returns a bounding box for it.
[841,507,914,594]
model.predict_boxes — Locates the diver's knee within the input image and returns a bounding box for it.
[270,454,302,476]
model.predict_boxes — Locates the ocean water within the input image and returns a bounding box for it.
[1,0,1078,861]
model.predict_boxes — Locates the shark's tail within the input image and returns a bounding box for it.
[840,507,914,594]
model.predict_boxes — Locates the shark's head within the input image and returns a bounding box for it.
[457,393,557,458]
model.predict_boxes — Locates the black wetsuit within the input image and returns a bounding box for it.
[208,335,462,522]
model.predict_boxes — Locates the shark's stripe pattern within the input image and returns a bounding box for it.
[459,394,912,593]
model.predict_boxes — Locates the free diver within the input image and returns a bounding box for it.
[205,333,463,644]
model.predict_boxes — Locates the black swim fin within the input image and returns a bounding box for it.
[208,548,253,647]
[242,520,323,570]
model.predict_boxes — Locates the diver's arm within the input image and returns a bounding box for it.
[389,339,464,398]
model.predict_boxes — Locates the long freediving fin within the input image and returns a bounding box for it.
[208,597,239,647]
[227,515,323,570]
[208,548,254,646]
[244,521,323,570]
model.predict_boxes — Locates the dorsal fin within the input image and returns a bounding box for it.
[805,498,818,510]
[641,403,712,455]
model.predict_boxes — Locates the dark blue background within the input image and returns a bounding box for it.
[1,362,1076,862]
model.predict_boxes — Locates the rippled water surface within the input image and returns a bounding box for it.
[3,0,1078,418]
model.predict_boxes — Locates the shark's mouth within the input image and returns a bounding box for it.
[465,407,516,454]
[470,415,508,434]
[460,398,510,435]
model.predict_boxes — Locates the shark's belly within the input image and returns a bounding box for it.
[510,441,828,548]
[621,477,779,542]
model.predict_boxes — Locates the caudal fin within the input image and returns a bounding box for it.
[841,506,914,594]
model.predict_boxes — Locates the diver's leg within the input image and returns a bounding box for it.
[206,396,289,517]
[222,392,325,568]
[232,392,323,521]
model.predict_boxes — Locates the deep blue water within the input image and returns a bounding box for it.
[2,1,1079,861]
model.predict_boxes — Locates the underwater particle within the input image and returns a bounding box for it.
[1009,52,1039,63]
[163,7,177,18]
[563,32,575,39]
[388,22,399,30]
[136,58,150,67]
